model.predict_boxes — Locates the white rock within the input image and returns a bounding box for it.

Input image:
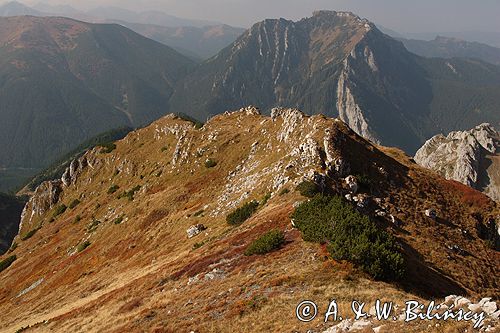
[444,295,457,306]
[482,301,498,315]
[322,319,353,333]
[186,224,206,238]
[479,298,492,307]
[490,309,500,320]
[414,124,500,201]
[468,303,483,313]
[345,175,359,193]
[455,297,471,308]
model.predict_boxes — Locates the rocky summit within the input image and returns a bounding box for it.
[0,107,498,332]
[170,11,500,154]
[415,123,500,201]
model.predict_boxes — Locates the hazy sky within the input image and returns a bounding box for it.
[16,0,500,32]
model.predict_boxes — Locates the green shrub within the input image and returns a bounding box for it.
[87,219,101,232]
[279,188,290,196]
[355,174,373,191]
[193,241,205,250]
[99,142,116,154]
[245,230,285,256]
[53,204,67,218]
[174,113,204,129]
[118,185,141,201]
[205,159,217,168]
[0,255,17,273]
[113,216,124,225]
[226,200,259,225]
[292,195,405,281]
[260,193,272,207]
[193,209,204,217]
[77,240,91,252]
[108,184,120,194]
[296,180,320,198]
[21,227,40,241]
[74,215,82,223]
[69,199,81,209]
[8,242,18,253]
[161,146,169,152]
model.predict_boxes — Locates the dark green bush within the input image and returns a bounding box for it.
[74,215,81,223]
[21,227,40,241]
[292,194,405,281]
[77,240,91,252]
[279,188,290,196]
[8,242,18,253]
[118,185,141,201]
[260,193,272,206]
[69,199,81,209]
[205,159,217,168]
[0,255,16,273]
[226,200,259,225]
[296,180,320,198]
[245,230,285,256]
[193,241,205,249]
[174,113,204,129]
[113,216,124,225]
[87,219,101,232]
[108,184,120,194]
[99,142,116,154]
[53,204,67,218]
[355,174,373,192]
[193,209,204,217]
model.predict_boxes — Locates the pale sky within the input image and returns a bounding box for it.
[14,0,500,32]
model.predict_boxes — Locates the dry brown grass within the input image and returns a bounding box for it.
[0,111,498,333]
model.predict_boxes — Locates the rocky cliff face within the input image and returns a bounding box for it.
[415,123,500,201]
[170,11,500,154]
[2,108,499,332]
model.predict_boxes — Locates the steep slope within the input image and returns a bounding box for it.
[400,36,500,66]
[415,123,500,201]
[0,16,193,171]
[113,22,246,60]
[0,192,25,254]
[1,107,498,332]
[170,11,500,154]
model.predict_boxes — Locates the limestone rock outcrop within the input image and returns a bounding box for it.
[415,123,500,201]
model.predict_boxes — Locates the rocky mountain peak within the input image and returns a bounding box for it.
[415,123,500,200]
[310,10,374,30]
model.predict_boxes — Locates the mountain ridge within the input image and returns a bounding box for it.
[170,11,500,154]
[0,15,194,171]
[1,107,498,332]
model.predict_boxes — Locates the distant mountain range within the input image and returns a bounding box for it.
[0,1,221,27]
[0,1,245,60]
[0,16,193,172]
[170,11,500,153]
[114,21,245,60]
[398,36,500,66]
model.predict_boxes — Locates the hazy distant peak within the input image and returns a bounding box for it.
[0,1,43,16]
